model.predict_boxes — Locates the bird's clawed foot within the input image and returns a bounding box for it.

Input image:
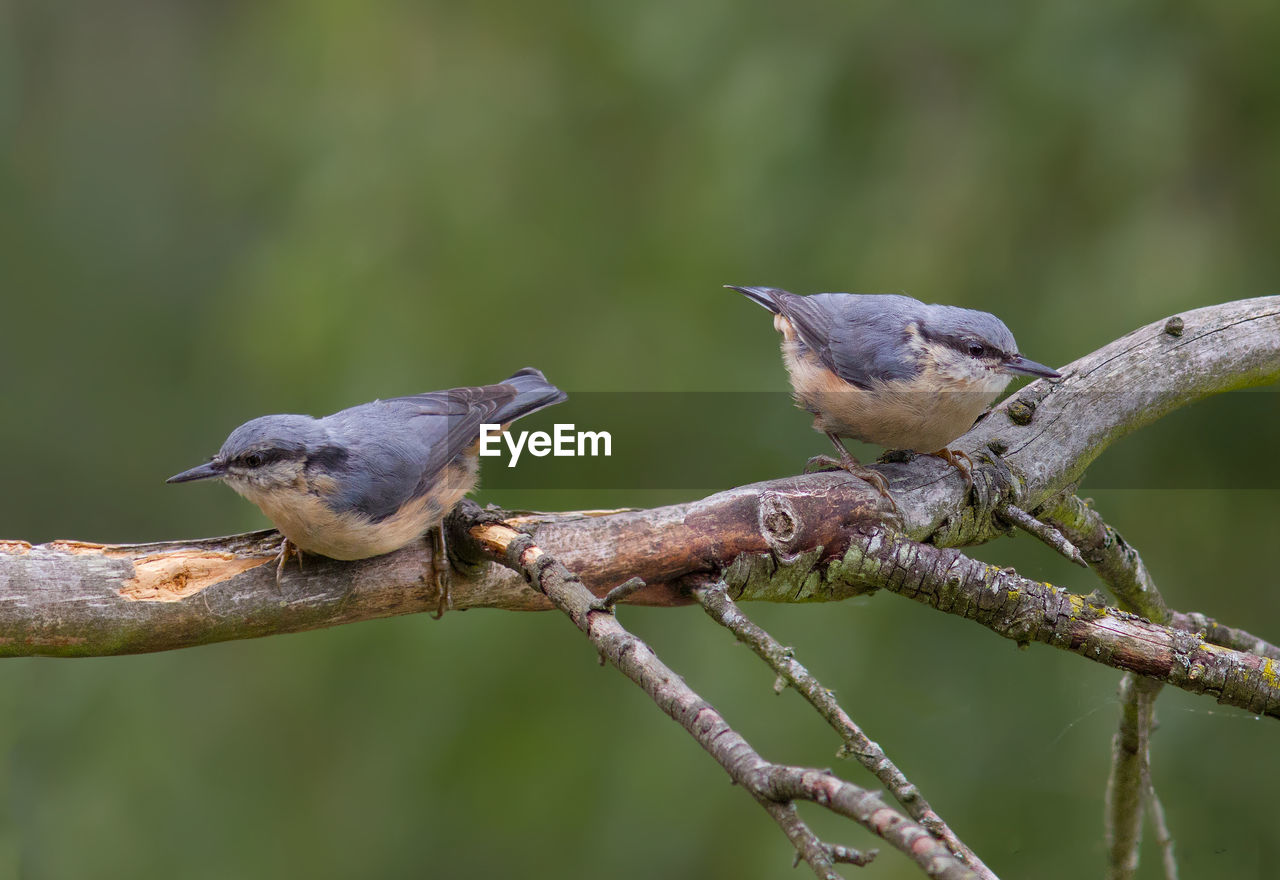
[844,463,893,501]
[805,433,895,504]
[808,453,881,487]
[274,537,303,585]
[929,448,974,492]
[428,525,452,619]
[804,454,843,474]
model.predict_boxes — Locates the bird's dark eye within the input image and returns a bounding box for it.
[967,343,986,358]
[242,452,265,468]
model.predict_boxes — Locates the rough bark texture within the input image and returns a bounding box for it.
[0,296,1276,658]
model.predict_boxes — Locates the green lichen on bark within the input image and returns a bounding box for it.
[725,544,877,604]
[807,526,1280,718]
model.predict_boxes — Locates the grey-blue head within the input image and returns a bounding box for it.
[916,301,1064,383]
[911,301,1060,383]
[166,414,331,494]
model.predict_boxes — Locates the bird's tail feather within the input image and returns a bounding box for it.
[725,285,786,314]
[491,367,568,424]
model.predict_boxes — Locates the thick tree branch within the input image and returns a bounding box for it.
[1039,493,1164,620]
[0,297,1276,674]
[831,525,1280,719]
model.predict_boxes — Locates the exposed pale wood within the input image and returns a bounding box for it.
[0,297,1276,657]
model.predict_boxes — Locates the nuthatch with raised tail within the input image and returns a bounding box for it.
[168,367,566,609]
[728,286,1060,495]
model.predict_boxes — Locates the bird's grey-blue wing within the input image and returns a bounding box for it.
[776,293,924,389]
[320,386,514,523]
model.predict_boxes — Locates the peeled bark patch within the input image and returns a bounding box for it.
[118,552,270,601]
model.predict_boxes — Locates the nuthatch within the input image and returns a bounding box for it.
[729,286,1060,494]
[168,367,566,608]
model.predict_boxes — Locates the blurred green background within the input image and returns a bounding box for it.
[2,2,1278,877]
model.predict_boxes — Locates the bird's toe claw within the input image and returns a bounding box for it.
[804,455,843,474]
[273,538,302,586]
[428,527,452,619]
[806,455,896,507]
[931,448,975,492]
[430,564,451,620]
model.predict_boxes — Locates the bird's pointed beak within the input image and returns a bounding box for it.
[166,460,226,483]
[1001,355,1061,380]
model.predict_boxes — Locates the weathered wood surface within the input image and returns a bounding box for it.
[1,297,1276,656]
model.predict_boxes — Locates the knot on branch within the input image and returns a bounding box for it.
[758,490,801,557]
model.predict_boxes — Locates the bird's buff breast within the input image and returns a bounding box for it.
[234,460,479,560]
[782,341,1005,452]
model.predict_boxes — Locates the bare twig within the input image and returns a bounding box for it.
[1105,674,1161,880]
[459,516,979,879]
[1039,496,1175,879]
[758,767,976,879]
[694,581,996,880]
[1167,610,1280,661]
[998,504,1087,568]
[764,800,876,878]
[1144,769,1179,880]
[589,576,648,612]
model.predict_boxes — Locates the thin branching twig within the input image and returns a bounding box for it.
[1042,495,1175,880]
[694,581,996,880]
[460,515,980,880]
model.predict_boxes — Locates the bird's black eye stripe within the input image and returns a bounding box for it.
[307,444,350,473]
[241,450,271,468]
[926,328,994,360]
